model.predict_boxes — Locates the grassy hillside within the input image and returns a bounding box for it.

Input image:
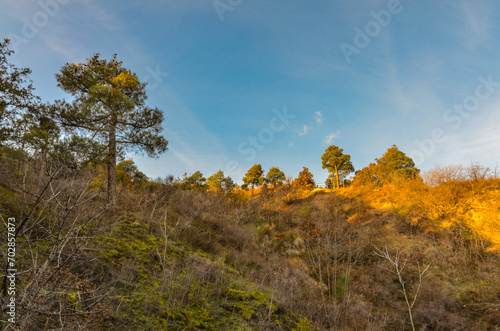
[1,154,499,330]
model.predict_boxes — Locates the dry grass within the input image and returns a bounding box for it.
[2,158,500,330]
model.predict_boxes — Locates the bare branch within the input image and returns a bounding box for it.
[374,246,431,331]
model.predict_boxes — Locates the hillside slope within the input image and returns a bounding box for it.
[1,161,499,330]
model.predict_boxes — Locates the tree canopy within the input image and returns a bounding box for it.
[354,145,420,185]
[293,167,315,190]
[353,162,380,186]
[54,54,168,204]
[376,144,419,179]
[181,171,206,190]
[242,164,264,193]
[321,145,354,189]
[0,39,39,144]
[206,170,235,194]
[266,166,286,188]
[117,159,148,189]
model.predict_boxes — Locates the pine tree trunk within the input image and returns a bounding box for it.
[335,167,340,189]
[107,112,117,205]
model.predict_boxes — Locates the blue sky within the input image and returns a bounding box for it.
[2,0,500,184]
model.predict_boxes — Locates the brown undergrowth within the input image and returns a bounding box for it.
[1,157,499,330]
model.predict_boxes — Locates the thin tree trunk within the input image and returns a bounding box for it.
[107,112,117,205]
[335,167,340,189]
[18,141,25,172]
[38,148,46,177]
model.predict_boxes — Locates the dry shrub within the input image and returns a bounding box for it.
[413,281,468,331]
[423,164,469,186]
[264,258,329,325]
[423,163,496,186]
[187,254,226,285]
[0,156,113,330]
[280,188,312,205]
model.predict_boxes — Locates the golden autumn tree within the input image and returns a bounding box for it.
[293,167,315,190]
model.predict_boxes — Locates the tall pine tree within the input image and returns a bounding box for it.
[54,54,168,204]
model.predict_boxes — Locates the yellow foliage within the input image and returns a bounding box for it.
[341,175,500,251]
[90,173,105,190]
[112,71,139,88]
[464,190,500,250]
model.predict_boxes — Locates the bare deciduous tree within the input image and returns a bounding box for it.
[1,157,112,329]
[374,246,430,331]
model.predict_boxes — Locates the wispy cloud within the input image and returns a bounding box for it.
[324,131,340,145]
[169,146,198,172]
[459,0,491,49]
[40,32,79,60]
[297,111,325,136]
[79,1,121,31]
[314,111,323,124]
[298,124,310,136]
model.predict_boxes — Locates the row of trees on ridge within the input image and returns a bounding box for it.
[179,143,419,195]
